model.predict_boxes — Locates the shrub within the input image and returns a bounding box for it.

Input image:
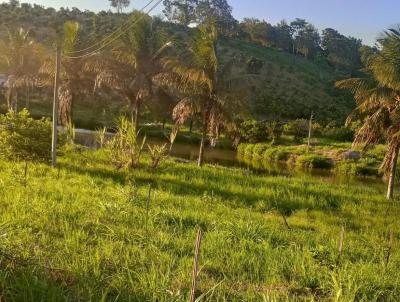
[237,143,248,159]
[336,158,381,177]
[247,57,264,74]
[0,109,52,163]
[252,143,269,159]
[283,119,309,142]
[243,144,255,163]
[238,120,269,143]
[323,126,354,142]
[107,116,146,169]
[266,121,283,145]
[148,143,168,169]
[263,147,290,162]
[296,154,333,169]
[95,127,108,148]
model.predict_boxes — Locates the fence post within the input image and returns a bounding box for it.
[189,229,203,302]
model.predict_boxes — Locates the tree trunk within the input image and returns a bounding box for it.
[162,118,166,130]
[26,86,30,109]
[6,87,12,110]
[387,145,400,200]
[189,119,193,133]
[197,106,208,167]
[14,90,18,112]
[58,85,73,126]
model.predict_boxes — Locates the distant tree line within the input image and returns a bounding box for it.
[162,1,363,75]
[0,0,363,78]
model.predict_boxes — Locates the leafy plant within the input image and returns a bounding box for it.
[238,119,269,143]
[95,127,108,148]
[296,154,333,169]
[108,116,146,169]
[0,109,52,163]
[323,124,354,142]
[283,119,309,142]
[66,119,76,145]
[266,121,283,145]
[148,143,168,169]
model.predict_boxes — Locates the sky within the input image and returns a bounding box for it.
[2,0,399,45]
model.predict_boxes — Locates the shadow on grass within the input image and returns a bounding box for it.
[59,158,352,218]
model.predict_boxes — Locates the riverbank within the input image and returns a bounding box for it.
[238,141,386,177]
[0,149,399,301]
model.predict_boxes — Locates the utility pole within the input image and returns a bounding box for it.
[307,111,314,152]
[51,46,61,168]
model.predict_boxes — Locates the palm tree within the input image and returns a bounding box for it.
[162,22,247,166]
[89,12,173,130]
[336,28,400,200]
[0,27,43,111]
[40,22,90,125]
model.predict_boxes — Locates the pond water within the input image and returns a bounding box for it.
[74,128,388,193]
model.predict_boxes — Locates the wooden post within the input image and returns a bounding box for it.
[51,46,61,168]
[189,229,203,302]
[307,112,314,152]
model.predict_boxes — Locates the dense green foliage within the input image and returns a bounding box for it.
[238,140,385,177]
[0,109,52,162]
[0,151,399,301]
[295,154,333,169]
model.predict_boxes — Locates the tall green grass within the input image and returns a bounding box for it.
[0,150,399,301]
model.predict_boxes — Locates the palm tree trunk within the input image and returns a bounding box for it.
[6,87,12,110]
[198,106,208,167]
[189,119,193,133]
[14,89,18,112]
[387,145,400,200]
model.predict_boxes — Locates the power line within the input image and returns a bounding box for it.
[63,0,162,59]
[64,0,156,55]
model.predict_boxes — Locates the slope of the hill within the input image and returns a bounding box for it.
[220,38,355,123]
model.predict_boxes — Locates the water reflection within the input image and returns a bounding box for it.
[74,129,386,192]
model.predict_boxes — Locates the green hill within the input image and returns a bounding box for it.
[0,2,356,126]
[220,38,354,123]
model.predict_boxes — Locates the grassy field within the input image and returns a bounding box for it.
[0,149,399,301]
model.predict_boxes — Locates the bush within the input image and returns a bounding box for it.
[237,143,248,159]
[266,121,283,145]
[252,143,269,159]
[263,147,290,162]
[247,57,264,74]
[238,120,269,143]
[107,116,146,169]
[323,125,354,142]
[0,109,52,163]
[336,158,381,177]
[243,144,255,163]
[148,143,168,169]
[296,154,333,169]
[283,119,309,142]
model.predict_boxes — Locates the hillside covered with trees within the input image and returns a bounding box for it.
[0,0,360,126]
